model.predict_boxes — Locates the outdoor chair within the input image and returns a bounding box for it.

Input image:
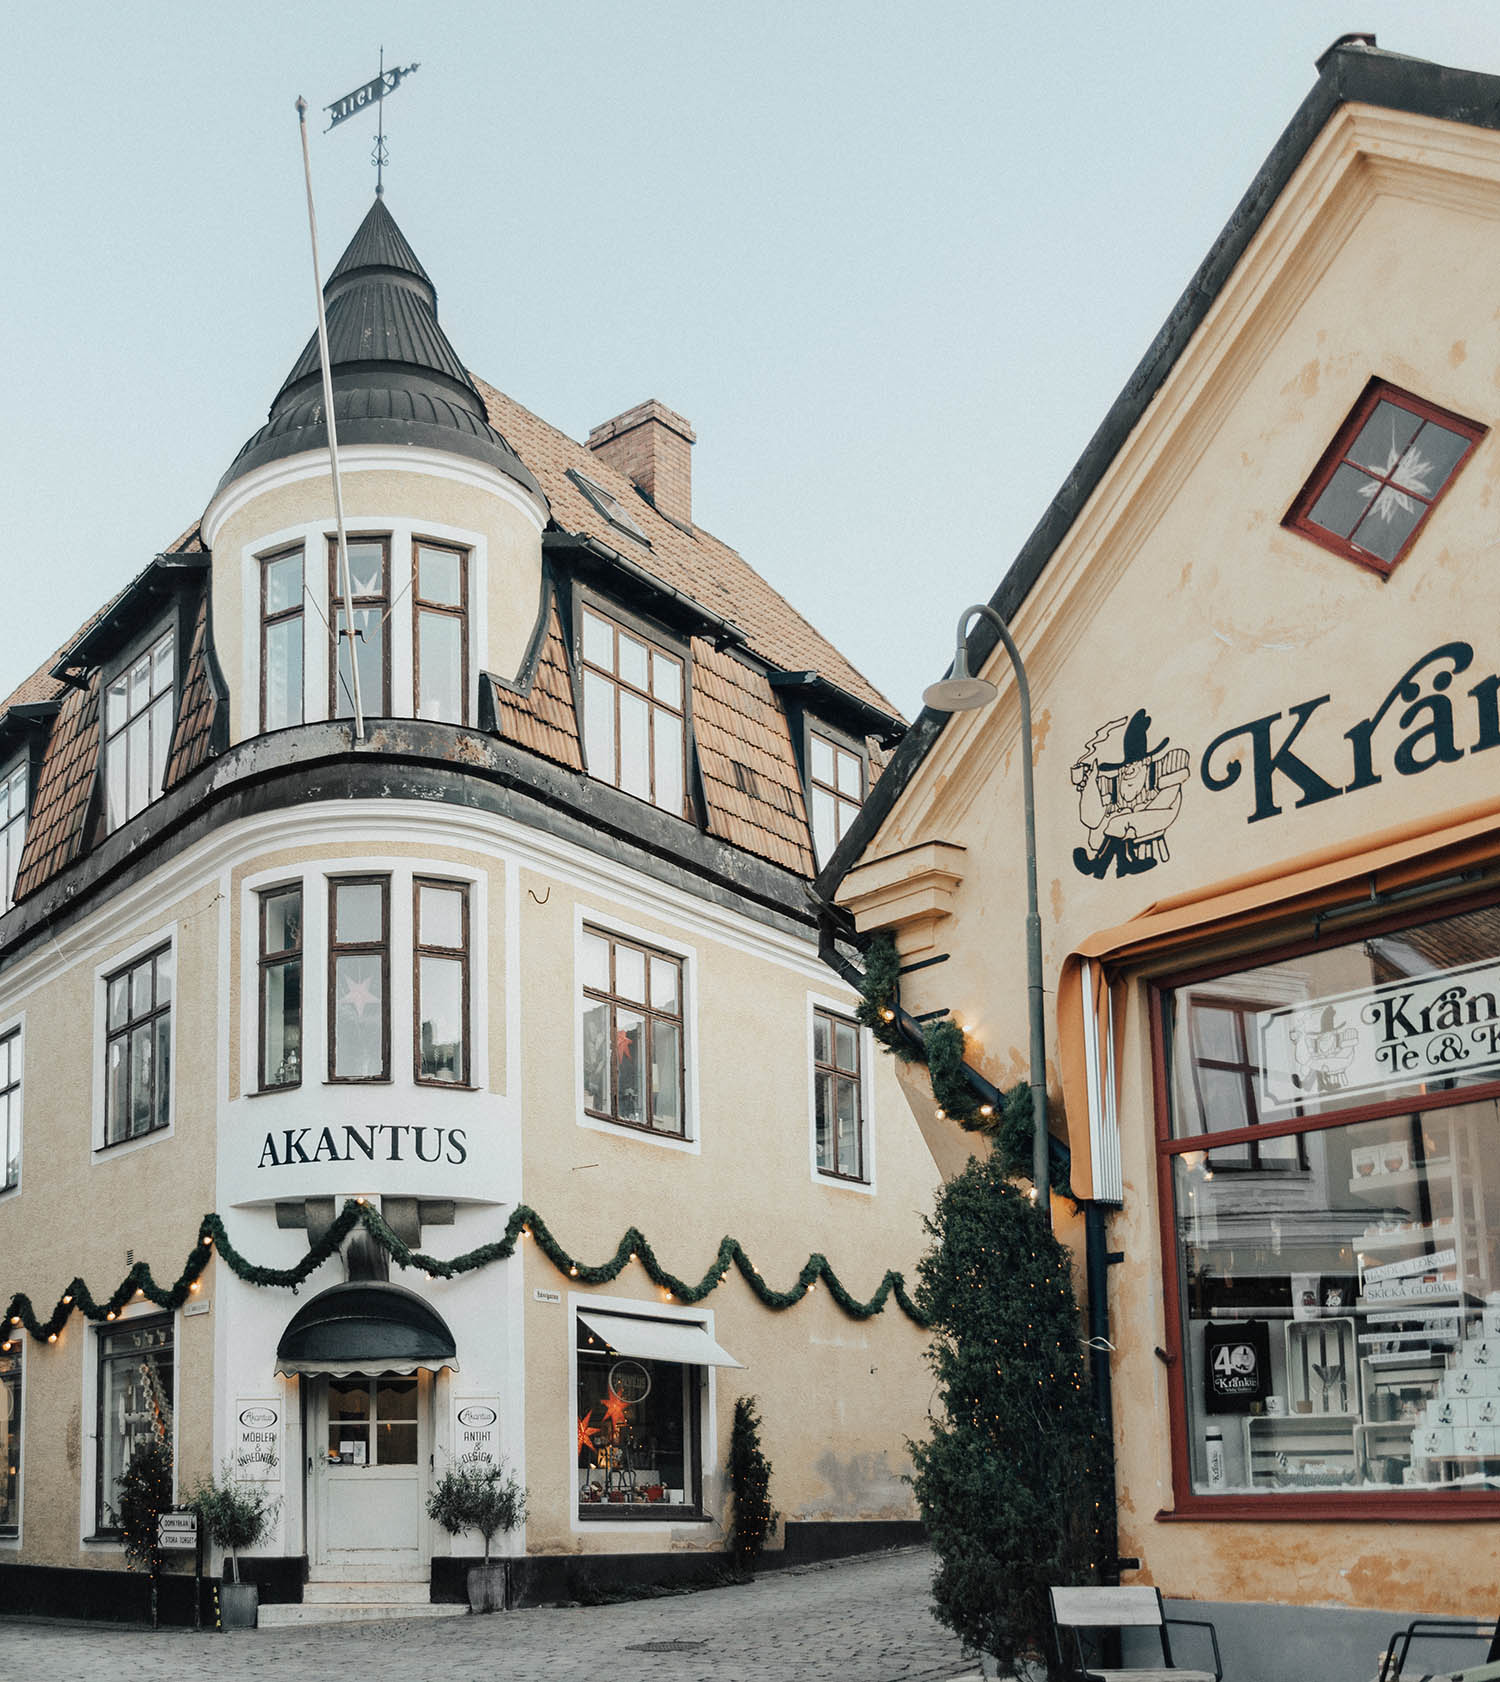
[1377,1614,1500,1681]
[1048,1585,1222,1682]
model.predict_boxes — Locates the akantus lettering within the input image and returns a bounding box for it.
[1201,642,1496,824]
[257,1124,468,1169]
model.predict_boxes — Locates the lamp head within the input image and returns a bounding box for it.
[923,639,998,713]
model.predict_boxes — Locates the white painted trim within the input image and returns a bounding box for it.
[804,991,876,1196]
[0,1007,23,1204]
[89,922,178,1162]
[567,1289,722,1536]
[201,444,549,549]
[572,905,700,1155]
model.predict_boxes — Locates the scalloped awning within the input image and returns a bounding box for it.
[274,1280,458,1377]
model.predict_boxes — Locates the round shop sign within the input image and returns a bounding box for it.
[609,1360,651,1404]
[239,1406,277,1428]
[457,1405,497,1429]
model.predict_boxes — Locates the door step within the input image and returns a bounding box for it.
[305,1579,433,1604]
[259,1600,467,1627]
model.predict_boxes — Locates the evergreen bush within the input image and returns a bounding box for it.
[908,1151,1114,1678]
[728,1395,776,1577]
[115,1436,174,1576]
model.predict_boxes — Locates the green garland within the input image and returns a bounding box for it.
[855,931,1076,1201]
[1,1199,929,1349]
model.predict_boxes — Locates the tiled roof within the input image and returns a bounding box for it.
[491,599,583,771]
[165,589,221,788]
[692,640,815,875]
[12,677,99,901]
[473,378,898,721]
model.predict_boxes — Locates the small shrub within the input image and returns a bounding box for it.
[728,1395,776,1577]
[426,1458,527,1563]
[189,1461,282,1582]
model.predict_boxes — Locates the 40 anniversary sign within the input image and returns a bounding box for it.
[1256,957,1500,1120]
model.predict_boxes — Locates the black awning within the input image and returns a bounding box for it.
[274,1281,458,1377]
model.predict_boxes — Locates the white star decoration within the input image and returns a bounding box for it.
[338,973,380,1018]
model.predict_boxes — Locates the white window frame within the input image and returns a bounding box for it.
[80,1303,178,1548]
[566,1290,720,1535]
[102,620,177,833]
[239,518,488,736]
[806,991,876,1195]
[0,1012,21,1199]
[91,924,178,1160]
[0,755,26,915]
[573,906,699,1155]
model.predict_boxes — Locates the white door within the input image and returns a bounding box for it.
[311,1373,430,1570]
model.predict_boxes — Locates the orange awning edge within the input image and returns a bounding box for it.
[1055,788,1500,1202]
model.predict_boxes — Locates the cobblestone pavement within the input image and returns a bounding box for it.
[0,1548,982,1682]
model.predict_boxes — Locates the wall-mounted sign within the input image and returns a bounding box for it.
[533,1288,561,1305]
[255,1124,467,1169]
[235,1398,283,1481]
[1071,709,1190,880]
[1256,955,1500,1121]
[454,1397,502,1466]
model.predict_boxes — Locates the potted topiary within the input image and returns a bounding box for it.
[189,1461,282,1630]
[426,1457,527,1613]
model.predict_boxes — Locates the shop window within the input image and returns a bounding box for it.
[329,537,391,718]
[1284,380,1484,575]
[102,946,173,1147]
[1160,900,1500,1508]
[413,542,468,724]
[813,1007,866,1182]
[96,1318,173,1536]
[260,545,304,732]
[258,884,302,1090]
[0,759,25,914]
[576,1314,701,1517]
[0,1344,18,1536]
[413,878,469,1085]
[580,927,685,1137]
[328,876,389,1082]
[579,606,687,818]
[103,626,175,832]
[808,730,864,867]
[0,1027,18,1192]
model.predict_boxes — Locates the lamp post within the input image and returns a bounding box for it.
[923,605,1051,1230]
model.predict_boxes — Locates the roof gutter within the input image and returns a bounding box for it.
[544,529,749,651]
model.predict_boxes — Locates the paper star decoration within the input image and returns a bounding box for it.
[577,1409,600,1455]
[601,1389,630,1431]
[339,974,380,1019]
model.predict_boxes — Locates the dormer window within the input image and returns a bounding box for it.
[329,538,391,718]
[0,760,25,913]
[104,627,175,831]
[568,470,650,547]
[808,729,865,866]
[579,605,687,817]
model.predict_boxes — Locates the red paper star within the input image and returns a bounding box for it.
[601,1389,630,1431]
[577,1409,600,1455]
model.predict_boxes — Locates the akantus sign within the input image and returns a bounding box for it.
[453,1397,502,1465]
[257,1123,467,1168]
[235,1397,283,1481]
[1257,957,1500,1121]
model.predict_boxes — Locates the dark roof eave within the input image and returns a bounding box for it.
[52,552,209,679]
[767,669,904,743]
[817,42,1500,904]
[545,528,750,650]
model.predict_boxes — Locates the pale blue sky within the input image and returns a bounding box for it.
[4,4,1496,716]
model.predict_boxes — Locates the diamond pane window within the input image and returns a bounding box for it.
[1284,381,1485,576]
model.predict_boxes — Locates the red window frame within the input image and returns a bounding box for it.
[1150,885,1500,1523]
[1282,379,1485,577]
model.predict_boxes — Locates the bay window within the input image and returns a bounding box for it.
[329,538,391,718]
[413,542,468,724]
[1160,898,1500,1508]
[328,876,389,1082]
[260,546,305,731]
[258,884,302,1090]
[413,877,469,1085]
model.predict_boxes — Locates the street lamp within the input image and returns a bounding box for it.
[923,605,1051,1230]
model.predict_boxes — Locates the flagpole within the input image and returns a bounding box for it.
[295,94,366,743]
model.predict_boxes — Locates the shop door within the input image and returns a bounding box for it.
[311,1373,429,1570]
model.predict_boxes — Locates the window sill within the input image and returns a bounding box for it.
[583,1111,689,1144]
[323,1078,393,1087]
[247,1082,302,1099]
[1156,1488,1500,1523]
[414,1081,479,1092]
[816,1169,871,1189]
[84,1532,125,1546]
[577,1506,708,1523]
[95,1125,171,1154]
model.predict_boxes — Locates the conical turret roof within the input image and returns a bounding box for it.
[215,199,540,500]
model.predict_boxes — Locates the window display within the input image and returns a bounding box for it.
[1163,902,1500,1501]
[575,1318,696,1515]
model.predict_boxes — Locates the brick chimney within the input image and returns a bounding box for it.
[586,399,696,529]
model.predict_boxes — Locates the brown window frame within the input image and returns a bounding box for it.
[101,944,173,1149]
[577,603,689,818]
[1185,994,1307,1173]
[259,545,305,733]
[411,540,469,725]
[0,1025,18,1193]
[328,535,392,718]
[1283,379,1486,577]
[807,727,866,869]
[1151,884,1500,1523]
[581,926,687,1139]
[413,876,471,1087]
[257,882,303,1092]
[93,1316,172,1538]
[327,874,391,1085]
[813,1007,866,1183]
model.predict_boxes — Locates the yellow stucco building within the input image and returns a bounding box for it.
[827,37,1500,1680]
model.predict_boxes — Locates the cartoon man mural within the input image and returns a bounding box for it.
[1071,709,1191,879]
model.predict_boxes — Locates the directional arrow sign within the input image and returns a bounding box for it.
[157,1510,198,1550]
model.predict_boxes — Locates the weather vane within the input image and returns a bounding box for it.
[324,47,419,195]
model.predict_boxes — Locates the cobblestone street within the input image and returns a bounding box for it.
[0,1548,980,1682]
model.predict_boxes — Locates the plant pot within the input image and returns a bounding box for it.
[467,1561,508,1614]
[220,1581,259,1630]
